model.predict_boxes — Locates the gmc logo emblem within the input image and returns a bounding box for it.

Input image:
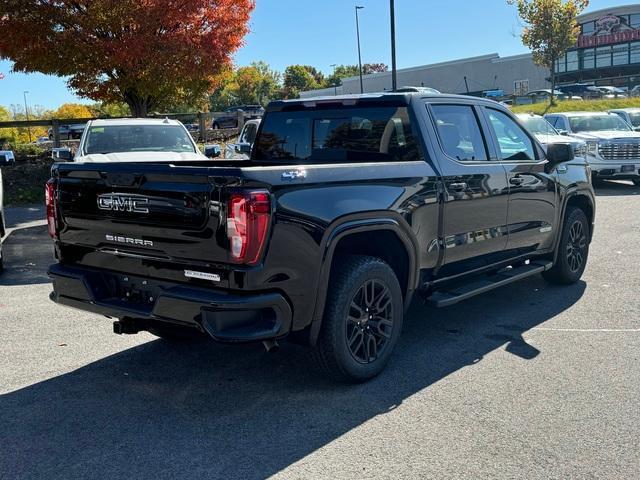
[97,194,149,214]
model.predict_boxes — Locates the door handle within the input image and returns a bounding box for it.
[509,176,525,186]
[449,182,468,191]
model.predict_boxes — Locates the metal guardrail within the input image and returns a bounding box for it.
[0,111,247,147]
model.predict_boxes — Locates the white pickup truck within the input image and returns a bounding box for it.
[545,111,640,185]
[68,118,220,163]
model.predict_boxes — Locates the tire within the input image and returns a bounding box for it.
[147,322,204,342]
[542,206,589,285]
[212,122,220,130]
[312,255,404,383]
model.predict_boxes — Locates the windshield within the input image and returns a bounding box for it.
[519,116,558,136]
[568,115,632,133]
[628,112,640,127]
[84,125,196,154]
[253,106,422,164]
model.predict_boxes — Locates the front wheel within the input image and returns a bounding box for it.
[542,206,589,285]
[312,255,403,383]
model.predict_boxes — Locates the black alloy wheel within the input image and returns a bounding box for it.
[346,279,394,364]
[566,219,587,273]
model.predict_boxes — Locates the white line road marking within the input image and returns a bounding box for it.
[531,327,640,332]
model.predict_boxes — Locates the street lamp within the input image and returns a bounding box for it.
[355,6,364,94]
[23,90,32,143]
[330,64,338,95]
[390,0,397,92]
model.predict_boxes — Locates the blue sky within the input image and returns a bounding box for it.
[0,0,625,109]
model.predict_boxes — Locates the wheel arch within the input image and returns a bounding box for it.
[553,189,595,264]
[307,214,419,346]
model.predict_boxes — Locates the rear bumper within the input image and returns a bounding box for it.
[48,263,292,342]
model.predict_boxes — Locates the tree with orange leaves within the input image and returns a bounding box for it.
[0,0,255,116]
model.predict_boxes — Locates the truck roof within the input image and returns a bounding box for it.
[88,118,184,127]
[267,92,502,111]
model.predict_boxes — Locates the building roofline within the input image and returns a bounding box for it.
[578,4,640,22]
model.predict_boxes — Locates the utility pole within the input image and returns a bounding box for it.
[355,6,365,93]
[330,64,338,96]
[390,0,397,92]
[23,90,32,143]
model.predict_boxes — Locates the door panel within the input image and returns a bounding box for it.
[428,103,510,275]
[482,107,557,255]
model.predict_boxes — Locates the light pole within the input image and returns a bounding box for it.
[330,64,338,95]
[390,0,397,92]
[355,6,364,93]
[23,90,32,143]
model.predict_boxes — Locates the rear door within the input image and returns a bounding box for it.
[426,101,510,274]
[481,107,557,255]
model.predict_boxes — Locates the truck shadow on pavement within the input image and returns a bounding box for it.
[0,225,52,286]
[0,274,585,479]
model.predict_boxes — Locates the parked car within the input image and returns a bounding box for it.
[47,93,595,382]
[557,84,601,99]
[629,85,640,97]
[212,105,265,129]
[608,108,640,131]
[225,118,261,159]
[73,118,220,162]
[396,86,441,94]
[545,111,640,185]
[0,150,15,272]
[526,89,567,102]
[596,86,627,99]
[48,123,86,140]
[516,113,586,157]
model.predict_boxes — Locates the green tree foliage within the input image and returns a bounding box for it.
[282,65,321,99]
[210,62,282,110]
[326,63,389,88]
[509,0,589,104]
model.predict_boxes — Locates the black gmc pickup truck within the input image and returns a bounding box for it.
[47,93,595,382]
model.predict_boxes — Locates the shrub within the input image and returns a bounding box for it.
[511,97,640,115]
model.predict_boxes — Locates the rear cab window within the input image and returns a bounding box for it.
[252,105,423,164]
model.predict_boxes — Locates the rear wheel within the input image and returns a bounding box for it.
[312,255,403,383]
[212,122,220,130]
[542,206,589,285]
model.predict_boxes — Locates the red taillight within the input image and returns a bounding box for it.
[45,179,57,238]
[226,190,271,265]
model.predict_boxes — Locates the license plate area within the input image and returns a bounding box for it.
[621,165,636,173]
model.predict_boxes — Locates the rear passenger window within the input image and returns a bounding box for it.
[486,109,537,161]
[431,105,488,161]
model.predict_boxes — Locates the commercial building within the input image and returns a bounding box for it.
[301,4,640,98]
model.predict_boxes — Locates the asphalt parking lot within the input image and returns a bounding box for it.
[1,182,639,480]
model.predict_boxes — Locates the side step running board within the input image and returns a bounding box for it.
[426,260,553,308]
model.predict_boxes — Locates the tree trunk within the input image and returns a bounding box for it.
[549,62,556,107]
[123,90,153,117]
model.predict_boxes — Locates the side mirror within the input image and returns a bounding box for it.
[556,129,568,136]
[204,144,221,158]
[52,148,73,161]
[546,143,574,170]
[235,142,252,154]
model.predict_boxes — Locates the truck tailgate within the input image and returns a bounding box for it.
[54,163,244,266]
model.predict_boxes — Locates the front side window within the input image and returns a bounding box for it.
[568,115,632,132]
[519,116,558,136]
[431,105,488,162]
[627,112,640,127]
[84,125,196,154]
[486,109,536,161]
[253,106,422,164]
[240,123,258,144]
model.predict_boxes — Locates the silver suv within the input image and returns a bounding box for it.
[545,111,640,185]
